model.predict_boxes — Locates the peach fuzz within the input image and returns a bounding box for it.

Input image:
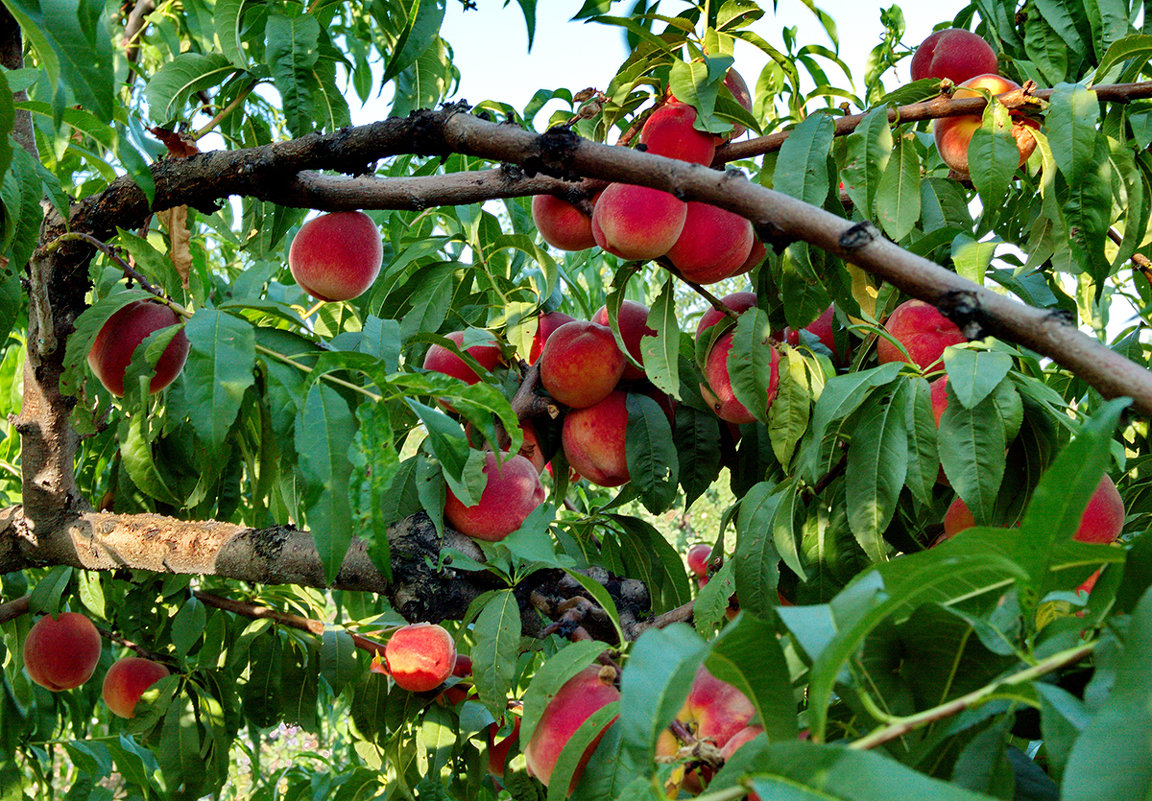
[527,310,576,365]
[593,300,655,381]
[562,391,630,487]
[700,330,781,424]
[23,612,103,692]
[423,330,503,386]
[444,452,546,542]
[876,299,966,373]
[666,202,754,284]
[639,101,717,165]
[385,623,457,693]
[288,210,383,302]
[524,665,620,792]
[103,657,170,718]
[532,194,596,252]
[591,183,687,261]
[933,74,1038,178]
[697,292,758,337]
[539,320,626,409]
[910,29,998,85]
[87,301,190,397]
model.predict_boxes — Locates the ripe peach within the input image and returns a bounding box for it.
[591,183,687,261]
[439,654,473,706]
[640,101,717,165]
[930,374,950,425]
[539,320,626,409]
[736,236,766,275]
[528,311,576,365]
[785,305,838,360]
[697,292,758,337]
[876,299,966,373]
[721,69,754,139]
[423,330,503,386]
[518,420,548,473]
[593,300,655,381]
[687,544,712,580]
[385,623,457,693]
[933,74,1038,178]
[941,495,976,540]
[524,665,620,792]
[23,612,102,691]
[562,391,630,487]
[444,452,546,542]
[910,29,998,85]
[666,202,754,284]
[87,301,190,397]
[1074,474,1125,544]
[288,210,383,302]
[102,657,170,718]
[487,715,521,779]
[700,329,781,424]
[532,194,596,252]
[720,724,763,761]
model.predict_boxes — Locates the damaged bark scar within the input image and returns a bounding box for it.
[250,526,291,561]
[938,290,987,340]
[522,126,582,180]
[839,220,881,250]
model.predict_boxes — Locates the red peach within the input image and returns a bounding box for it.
[591,183,687,261]
[487,715,522,779]
[23,612,103,692]
[876,299,966,373]
[785,305,838,360]
[697,292,758,337]
[640,101,717,165]
[1075,569,1101,597]
[911,29,999,85]
[942,495,976,540]
[518,420,548,474]
[524,666,620,792]
[385,623,457,693]
[439,654,474,705]
[666,202,754,284]
[532,195,596,251]
[102,657,170,718]
[288,210,383,302]
[720,724,764,762]
[593,300,656,381]
[423,330,504,385]
[562,391,630,487]
[700,330,781,424]
[687,544,712,579]
[736,237,766,275]
[1074,474,1125,544]
[528,311,576,365]
[930,374,950,425]
[87,301,190,397]
[539,320,626,409]
[720,69,754,140]
[444,452,546,542]
[933,74,1038,178]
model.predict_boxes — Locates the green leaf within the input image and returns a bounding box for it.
[674,405,721,510]
[968,125,1020,214]
[214,0,248,67]
[380,0,447,86]
[728,308,776,424]
[320,629,360,696]
[118,415,181,506]
[1046,84,1100,187]
[846,382,907,561]
[28,566,72,616]
[1062,586,1152,801]
[951,235,998,287]
[768,348,810,466]
[264,12,321,137]
[145,53,234,122]
[841,105,893,215]
[875,135,921,241]
[295,383,357,583]
[472,590,521,719]
[774,113,836,206]
[809,362,905,449]
[171,596,206,657]
[183,310,256,448]
[939,386,1007,525]
[1094,34,1152,82]
[640,276,681,400]
[624,393,678,514]
[707,614,796,741]
[903,376,940,506]
[944,349,1013,409]
[735,482,783,618]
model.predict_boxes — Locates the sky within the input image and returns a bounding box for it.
[428,0,970,114]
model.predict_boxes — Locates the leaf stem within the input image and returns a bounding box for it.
[848,640,1098,750]
[252,343,383,402]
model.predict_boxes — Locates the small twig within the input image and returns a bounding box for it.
[628,599,695,639]
[95,625,166,662]
[1106,226,1152,287]
[658,258,736,318]
[194,78,256,140]
[121,0,156,62]
[808,447,849,497]
[509,362,561,420]
[42,231,161,295]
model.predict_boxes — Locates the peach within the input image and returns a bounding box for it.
[720,724,763,762]
[910,29,998,85]
[697,292,758,337]
[423,330,503,386]
[87,300,190,397]
[876,299,965,373]
[591,183,687,261]
[385,623,457,693]
[23,612,102,691]
[640,101,717,165]
[562,391,630,487]
[102,657,170,718]
[439,654,473,706]
[666,202,754,284]
[444,452,546,542]
[933,74,1038,178]
[487,715,521,779]
[524,665,620,792]
[930,374,950,425]
[736,236,766,274]
[288,210,383,302]
[1074,474,1125,544]
[785,305,838,360]
[700,330,781,424]
[518,420,548,474]
[532,194,596,251]
[687,544,712,580]
[539,320,626,409]
[528,311,576,365]
[941,495,976,540]
[592,300,655,381]
[720,69,754,139]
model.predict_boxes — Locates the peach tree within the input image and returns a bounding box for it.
[0,0,1150,799]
